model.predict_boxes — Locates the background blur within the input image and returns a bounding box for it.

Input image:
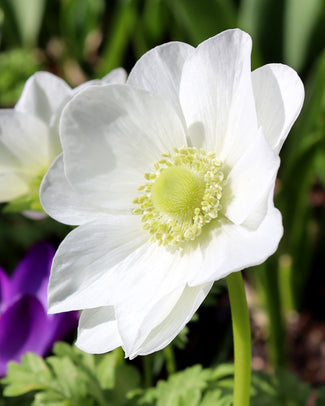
[0,0,324,390]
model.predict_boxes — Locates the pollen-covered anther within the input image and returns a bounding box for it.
[133,146,225,246]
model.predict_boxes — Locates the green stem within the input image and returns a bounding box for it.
[226,272,251,406]
[143,355,153,388]
[163,345,177,375]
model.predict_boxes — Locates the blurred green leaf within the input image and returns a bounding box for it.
[275,369,310,404]
[315,148,325,188]
[97,0,138,76]
[238,0,284,64]
[0,391,33,406]
[200,390,225,406]
[59,0,105,64]
[166,0,237,45]
[291,49,325,148]
[46,356,89,400]
[142,0,166,42]
[0,48,42,107]
[5,0,46,47]
[1,343,140,406]
[284,0,323,72]
[2,353,53,396]
[0,7,4,46]
[137,365,210,406]
[277,49,325,309]
[136,364,320,405]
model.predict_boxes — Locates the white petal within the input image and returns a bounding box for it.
[48,216,147,313]
[76,306,122,354]
[115,284,184,357]
[0,110,52,171]
[128,283,212,358]
[101,67,127,84]
[15,71,72,127]
[106,250,205,356]
[239,183,275,231]
[0,173,29,201]
[188,202,283,286]
[60,84,187,212]
[252,64,304,153]
[72,68,128,96]
[40,155,110,225]
[224,128,280,225]
[128,41,194,123]
[48,217,197,326]
[179,29,258,165]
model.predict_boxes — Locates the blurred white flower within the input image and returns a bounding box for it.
[0,68,127,217]
[40,29,304,358]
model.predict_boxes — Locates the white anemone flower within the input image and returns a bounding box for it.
[0,68,126,218]
[40,29,304,358]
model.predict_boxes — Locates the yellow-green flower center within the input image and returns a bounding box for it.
[151,166,205,221]
[133,147,225,246]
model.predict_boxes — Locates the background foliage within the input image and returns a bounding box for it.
[0,0,324,404]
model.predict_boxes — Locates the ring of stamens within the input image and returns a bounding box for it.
[133,146,224,246]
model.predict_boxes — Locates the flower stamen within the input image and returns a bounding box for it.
[133,147,224,246]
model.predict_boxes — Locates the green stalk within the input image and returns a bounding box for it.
[226,272,251,406]
[163,345,177,375]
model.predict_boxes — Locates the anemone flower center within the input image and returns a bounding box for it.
[152,166,205,221]
[133,147,225,246]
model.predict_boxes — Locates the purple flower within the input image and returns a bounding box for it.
[0,242,78,376]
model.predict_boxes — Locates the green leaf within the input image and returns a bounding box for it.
[33,391,74,406]
[97,0,138,76]
[139,365,211,406]
[288,49,325,155]
[276,50,325,310]
[208,363,234,382]
[315,147,325,188]
[179,389,201,406]
[0,48,42,107]
[95,353,117,390]
[200,390,223,406]
[59,0,105,63]
[275,369,310,404]
[0,391,33,406]
[52,342,96,373]
[46,356,88,400]
[284,0,323,71]
[106,364,141,405]
[238,0,284,66]
[166,0,237,45]
[5,0,46,47]
[52,343,112,406]
[1,345,112,406]
[2,353,53,396]
[201,392,233,406]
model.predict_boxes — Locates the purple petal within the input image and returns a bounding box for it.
[11,242,55,308]
[0,295,50,376]
[44,312,79,354]
[0,267,11,311]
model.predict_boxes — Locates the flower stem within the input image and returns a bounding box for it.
[226,271,251,406]
[163,345,177,375]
